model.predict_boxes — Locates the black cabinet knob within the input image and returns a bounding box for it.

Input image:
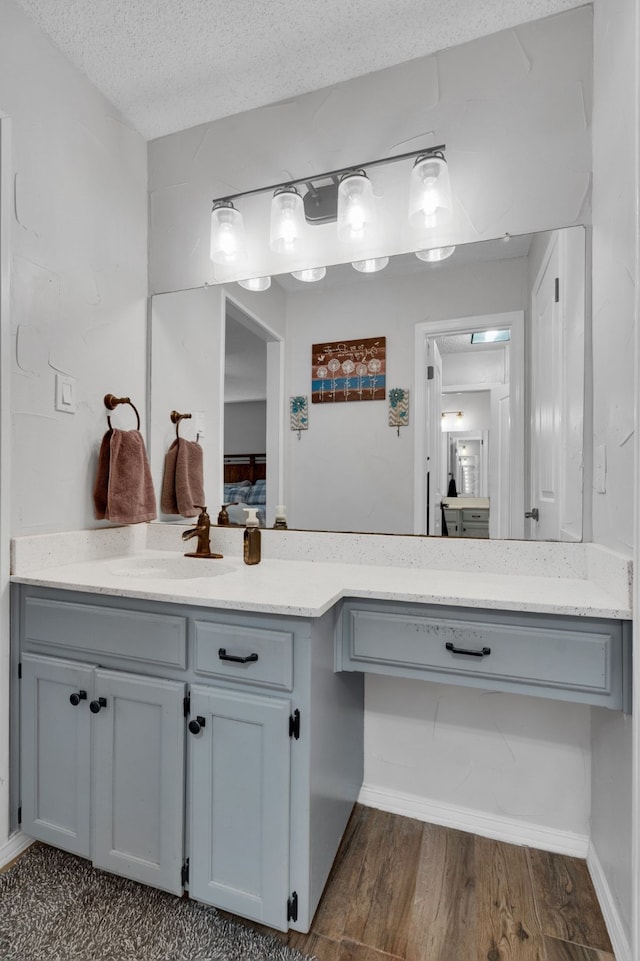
[89,697,107,714]
[69,690,87,707]
[188,716,206,735]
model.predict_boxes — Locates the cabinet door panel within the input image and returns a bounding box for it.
[189,685,291,930]
[21,653,94,856]
[92,669,185,895]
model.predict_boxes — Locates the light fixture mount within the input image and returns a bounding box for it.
[303,179,339,224]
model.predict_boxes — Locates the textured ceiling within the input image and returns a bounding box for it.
[14,0,584,140]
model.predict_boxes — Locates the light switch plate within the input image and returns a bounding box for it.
[55,373,77,414]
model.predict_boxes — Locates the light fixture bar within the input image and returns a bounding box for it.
[211,144,446,206]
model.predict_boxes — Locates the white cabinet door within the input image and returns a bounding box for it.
[21,653,95,857]
[91,669,186,895]
[188,684,291,929]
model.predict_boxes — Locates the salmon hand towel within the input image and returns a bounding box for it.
[160,438,205,518]
[93,429,157,524]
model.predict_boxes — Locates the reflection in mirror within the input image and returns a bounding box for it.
[223,305,267,527]
[150,226,586,541]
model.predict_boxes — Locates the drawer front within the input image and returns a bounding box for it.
[23,597,187,668]
[343,607,621,703]
[461,509,488,522]
[461,525,489,538]
[193,620,293,691]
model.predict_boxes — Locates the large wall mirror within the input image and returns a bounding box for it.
[150,224,587,541]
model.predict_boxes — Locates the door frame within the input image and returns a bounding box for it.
[0,115,12,848]
[414,311,525,537]
[221,292,284,528]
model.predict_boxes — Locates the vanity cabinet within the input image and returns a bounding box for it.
[336,599,631,712]
[13,585,364,932]
[21,653,186,894]
[442,505,490,537]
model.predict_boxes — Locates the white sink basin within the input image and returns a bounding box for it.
[109,556,236,580]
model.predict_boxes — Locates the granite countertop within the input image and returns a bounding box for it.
[10,532,633,620]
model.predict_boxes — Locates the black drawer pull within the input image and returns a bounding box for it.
[446,642,491,658]
[218,648,259,664]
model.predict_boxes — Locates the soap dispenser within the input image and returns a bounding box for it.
[243,508,261,565]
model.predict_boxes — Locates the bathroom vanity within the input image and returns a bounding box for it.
[9,527,633,933]
[13,583,362,932]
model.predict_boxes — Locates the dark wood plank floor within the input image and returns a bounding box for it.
[250,805,616,961]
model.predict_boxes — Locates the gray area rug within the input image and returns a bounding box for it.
[0,844,313,961]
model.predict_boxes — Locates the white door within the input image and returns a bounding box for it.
[530,234,563,540]
[426,339,443,536]
[92,669,186,895]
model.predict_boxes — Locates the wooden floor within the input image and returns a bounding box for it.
[251,805,615,961]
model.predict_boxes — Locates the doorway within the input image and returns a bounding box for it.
[222,295,283,527]
[413,311,525,538]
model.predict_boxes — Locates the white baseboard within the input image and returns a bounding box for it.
[587,843,632,961]
[358,783,590,857]
[0,831,32,869]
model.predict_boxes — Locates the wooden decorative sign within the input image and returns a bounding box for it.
[311,337,386,404]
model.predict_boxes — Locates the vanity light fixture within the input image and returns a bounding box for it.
[238,276,272,291]
[352,257,389,273]
[441,410,464,431]
[269,186,305,253]
[415,245,456,263]
[292,267,326,283]
[408,151,453,232]
[208,145,451,279]
[210,201,247,266]
[336,170,376,243]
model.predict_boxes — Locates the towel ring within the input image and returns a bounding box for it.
[104,393,141,430]
[170,410,193,440]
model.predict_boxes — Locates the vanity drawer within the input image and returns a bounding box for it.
[193,620,293,691]
[22,596,187,668]
[461,509,488,522]
[338,602,626,708]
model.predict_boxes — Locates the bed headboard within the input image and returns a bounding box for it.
[224,453,266,485]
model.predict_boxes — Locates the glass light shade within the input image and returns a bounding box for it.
[351,257,389,273]
[210,202,247,266]
[415,245,456,263]
[238,276,271,291]
[291,267,326,283]
[337,171,376,243]
[408,154,453,231]
[269,187,305,254]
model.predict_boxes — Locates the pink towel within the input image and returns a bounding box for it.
[160,438,205,518]
[93,429,157,524]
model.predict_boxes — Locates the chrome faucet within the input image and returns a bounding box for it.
[182,506,215,557]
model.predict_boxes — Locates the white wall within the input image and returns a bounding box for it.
[224,401,267,455]
[0,0,148,848]
[364,677,591,842]
[441,348,508,388]
[2,2,148,536]
[589,0,637,948]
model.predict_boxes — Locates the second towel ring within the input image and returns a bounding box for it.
[104,394,141,430]
[171,410,192,439]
